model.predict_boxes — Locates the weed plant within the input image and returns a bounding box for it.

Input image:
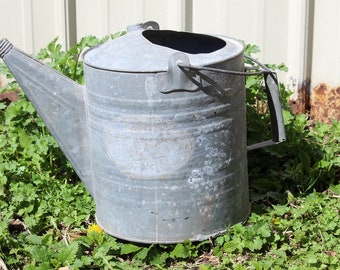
[0,35,339,269]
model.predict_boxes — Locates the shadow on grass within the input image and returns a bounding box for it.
[247,111,340,215]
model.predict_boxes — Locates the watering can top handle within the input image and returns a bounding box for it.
[173,55,286,151]
[127,21,160,32]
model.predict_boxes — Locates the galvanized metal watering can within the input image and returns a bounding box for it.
[0,21,285,243]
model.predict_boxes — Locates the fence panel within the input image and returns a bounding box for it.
[191,0,311,92]
[312,0,340,87]
[0,0,309,88]
[75,0,185,39]
[0,0,69,53]
[310,0,340,123]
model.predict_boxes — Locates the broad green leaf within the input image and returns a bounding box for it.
[30,246,52,262]
[170,243,191,259]
[149,251,169,265]
[25,234,42,245]
[120,243,142,255]
[57,242,79,264]
[245,237,263,251]
[223,240,239,253]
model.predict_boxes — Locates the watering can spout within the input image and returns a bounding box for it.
[0,39,93,196]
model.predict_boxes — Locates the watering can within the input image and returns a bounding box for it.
[0,21,285,243]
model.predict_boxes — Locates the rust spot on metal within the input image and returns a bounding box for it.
[289,80,310,115]
[310,83,340,124]
[336,87,340,95]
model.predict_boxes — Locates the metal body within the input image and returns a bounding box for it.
[0,21,285,243]
[84,52,249,243]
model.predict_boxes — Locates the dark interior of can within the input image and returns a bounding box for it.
[142,30,226,54]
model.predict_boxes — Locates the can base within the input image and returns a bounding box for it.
[95,203,251,244]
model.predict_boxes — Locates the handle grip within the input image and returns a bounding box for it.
[245,56,286,150]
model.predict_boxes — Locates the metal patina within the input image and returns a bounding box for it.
[0,21,285,243]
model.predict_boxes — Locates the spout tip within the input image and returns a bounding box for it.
[0,39,13,59]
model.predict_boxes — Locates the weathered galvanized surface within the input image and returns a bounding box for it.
[0,38,93,195]
[0,22,285,243]
[82,23,250,243]
[85,66,250,242]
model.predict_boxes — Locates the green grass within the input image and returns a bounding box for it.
[0,35,339,269]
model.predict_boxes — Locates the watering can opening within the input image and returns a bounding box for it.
[142,30,226,54]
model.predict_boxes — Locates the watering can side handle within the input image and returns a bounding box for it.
[246,70,286,151]
[173,55,286,151]
[245,56,286,151]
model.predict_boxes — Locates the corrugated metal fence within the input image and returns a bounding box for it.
[1,0,339,121]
